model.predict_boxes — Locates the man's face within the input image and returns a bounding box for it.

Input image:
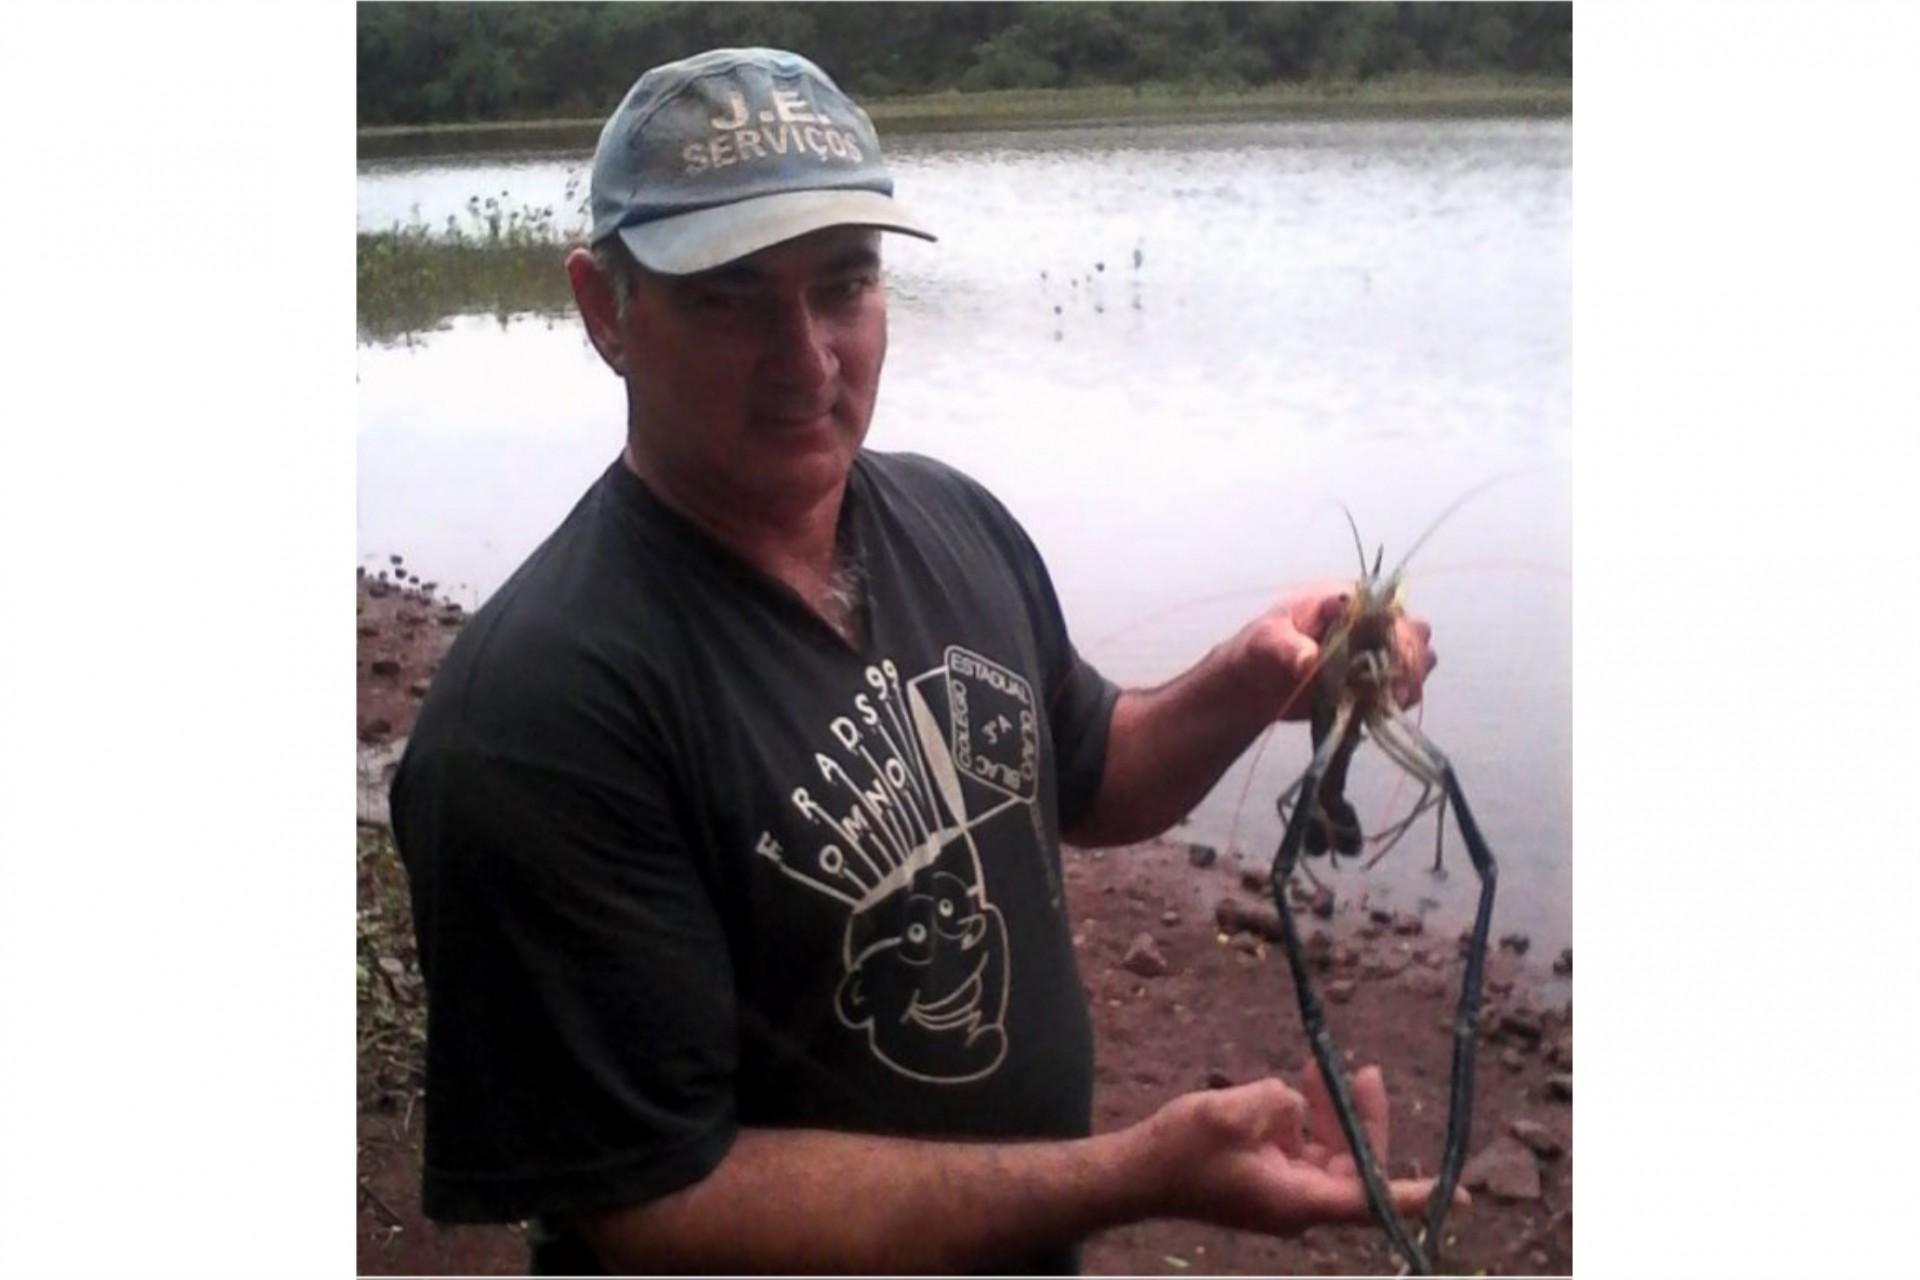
[615,226,888,519]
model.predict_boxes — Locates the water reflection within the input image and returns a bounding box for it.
[356,118,1571,955]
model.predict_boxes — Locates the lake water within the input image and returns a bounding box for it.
[357,118,1572,958]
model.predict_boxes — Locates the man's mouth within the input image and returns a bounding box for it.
[753,405,836,429]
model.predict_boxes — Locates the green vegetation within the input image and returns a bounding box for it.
[864,72,1569,131]
[357,3,1573,342]
[359,2,1571,128]
[357,197,581,344]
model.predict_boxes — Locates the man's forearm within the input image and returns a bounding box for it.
[1066,630,1291,848]
[575,1123,1163,1273]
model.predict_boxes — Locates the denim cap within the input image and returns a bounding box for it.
[588,48,936,275]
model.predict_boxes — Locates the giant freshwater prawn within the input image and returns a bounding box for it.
[1262,489,1510,1276]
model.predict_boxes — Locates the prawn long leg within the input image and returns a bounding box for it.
[1383,705,1500,1255]
[1360,714,1449,871]
[1358,783,1444,871]
[1268,699,1435,1276]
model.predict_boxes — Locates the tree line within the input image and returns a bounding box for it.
[358,2,1571,127]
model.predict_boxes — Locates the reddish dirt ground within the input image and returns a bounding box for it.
[356,574,1571,1276]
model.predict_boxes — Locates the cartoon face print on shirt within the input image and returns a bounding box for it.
[835,865,1010,1080]
[755,652,1042,1084]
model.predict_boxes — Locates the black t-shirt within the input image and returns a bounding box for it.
[392,450,1119,1272]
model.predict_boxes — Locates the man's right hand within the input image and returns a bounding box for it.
[1133,1063,1464,1237]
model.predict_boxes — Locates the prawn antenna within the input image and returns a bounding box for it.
[1340,503,1369,579]
[1388,466,1543,583]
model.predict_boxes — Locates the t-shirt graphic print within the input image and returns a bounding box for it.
[757,646,1045,1083]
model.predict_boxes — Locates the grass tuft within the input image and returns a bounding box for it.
[357,196,584,345]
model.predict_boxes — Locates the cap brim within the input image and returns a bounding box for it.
[614,189,937,276]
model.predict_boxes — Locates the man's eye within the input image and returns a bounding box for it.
[819,275,876,305]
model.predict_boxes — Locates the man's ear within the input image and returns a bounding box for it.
[565,247,628,375]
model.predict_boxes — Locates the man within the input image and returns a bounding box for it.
[392,47,1445,1275]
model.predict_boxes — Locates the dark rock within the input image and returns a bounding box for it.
[367,581,391,599]
[1499,931,1532,956]
[1368,904,1395,926]
[1545,1072,1573,1101]
[1553,946,1572,977]
[1509,1119,1565,1160]
[389,553,404,565]
[370,658,402,677]
[1548,1032,1573,1071]
[1187,843,1217,869]
[1310,886,1336,919]
[1462,1136,1543,1202]
[357,623,379,638]
[1392,912,1424,936]
[1499,1007,1545,1046]
[1239,869,1266,894]
[1204,1069,1234,1090]
[1215,899,1283,942]
[438,612,464,628]
[358,718,393,744]
[1325,979,1357,1005]
[1121,933,1168,978]
[407,681,432,699]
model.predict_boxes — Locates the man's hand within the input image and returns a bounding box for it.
[1135,1063,1464,1237]
[1241,583,1438,722]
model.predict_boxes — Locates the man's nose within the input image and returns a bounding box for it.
[763,295,836,389]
